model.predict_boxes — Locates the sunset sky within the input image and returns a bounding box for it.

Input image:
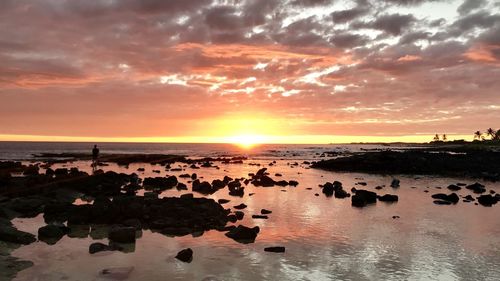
[1,0,499,144]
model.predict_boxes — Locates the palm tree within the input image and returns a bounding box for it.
[442,134,447,141]
[433,134,440,141]
[495,130,500,141]
[486,128,496,140]
[474,131,482,140]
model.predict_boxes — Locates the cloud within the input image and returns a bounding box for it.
[0,0,499,138]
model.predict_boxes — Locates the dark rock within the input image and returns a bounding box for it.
[375,186,383,190]
[477,195,498,207]
[261,209,272,215]
[89,242,122,254]
[176,183,188,190]
[108,226,136,243]
[225,225,260,243]
[264,246,285,253]
[227,215,238,223]
[431,193,459,204]
[218,199,230,204]
[175,248,193,263]
[378,194,399,202]
[391,179,400,188]
[38,224,68,244]
[466,182,486,194]
[143,176,178,190]
[463,195,475,201]
[288,180,299,187]
[234,203,247,210]
[234,211,244,220]
[0,225,36,244]
[447,184,461,191]
[334,189,350,199]
[433,200,452,205]
[252,215,268,219]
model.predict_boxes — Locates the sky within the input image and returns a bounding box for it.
[0,0,499,144]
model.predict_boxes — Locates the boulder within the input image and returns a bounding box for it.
[477,195,498,207]
[466,182,486,194]
[234,211,244,220]
[431,193,459,204]
[378,194,398,202]
[89,242,122,254]
[233,203,247,210]
[38,224,68,244]
[175,248,193,263]
[225,225,260,244]
[264,246,285,253]
[391,179,400,188]
[261,209,272,215]
[433,200,452,205]
[0,225,36,244]
[252,215,268,219]
[447,184,461,191]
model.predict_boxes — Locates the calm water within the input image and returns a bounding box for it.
[2,142,499,281]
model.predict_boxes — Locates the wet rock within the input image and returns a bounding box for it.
[375,186,383,190]
[334,189,350,199]
[211,179,226,190]
[176,182,188,190]
[447,184,461,191]
[378,194,399,202]
[175,248,193,263]
[477,195,498,207]
[227,215,238,223]
[252,215,268,219]
[275,173,282,177]
[466,182,486,194]
[233,203,247,210]
[391,179,400,188]
[433,200,452,205]
[234,211,244,220]
[463,195,475,201]
[357,182,367,186]
[89,242,122,254]
[143,176,178,190]
[431,193,459,204]
[288,180,299,187]
[38,224,68,244]
[392,216,400,219]
[179,173,191,178]
[0,225,36,244]
[192,180,217,195]
[261,209,272,215]
[264,246,285,253]
[351,190,377,207]
[225,225,260,244]
[218,199,230,204]
[108,226,136,243]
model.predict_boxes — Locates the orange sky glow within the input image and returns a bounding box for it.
[0,0,499,144]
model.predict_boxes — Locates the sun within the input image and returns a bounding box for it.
[227,134,267,149]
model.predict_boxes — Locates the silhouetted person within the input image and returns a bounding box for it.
[92,145,99,171]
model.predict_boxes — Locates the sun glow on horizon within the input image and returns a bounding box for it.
[225,134,269,149]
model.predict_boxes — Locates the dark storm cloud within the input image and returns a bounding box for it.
[331,7,369,23]
[369,14,416,35]
[330,33,369,48]
[457,0,487,15]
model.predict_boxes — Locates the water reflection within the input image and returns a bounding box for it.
[10,160,500,281]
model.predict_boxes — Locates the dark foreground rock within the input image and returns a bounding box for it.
[477,195,499,207]
[378,194,399,202]
[109,226,136,243]
[264,246,285,253]
[431,193,459,204]
[351,190,377,207]
[38,224,68,245]
[175,248,193,263]
[0,225,36,245]
[225,225,260,244]
[89,242,123,254]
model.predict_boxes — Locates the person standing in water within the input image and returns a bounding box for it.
[92,144,100,171]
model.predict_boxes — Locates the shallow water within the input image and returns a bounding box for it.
[9,159,500,281]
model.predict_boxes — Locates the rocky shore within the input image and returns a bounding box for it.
[0,147,498,279]
[311,147,500,181]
